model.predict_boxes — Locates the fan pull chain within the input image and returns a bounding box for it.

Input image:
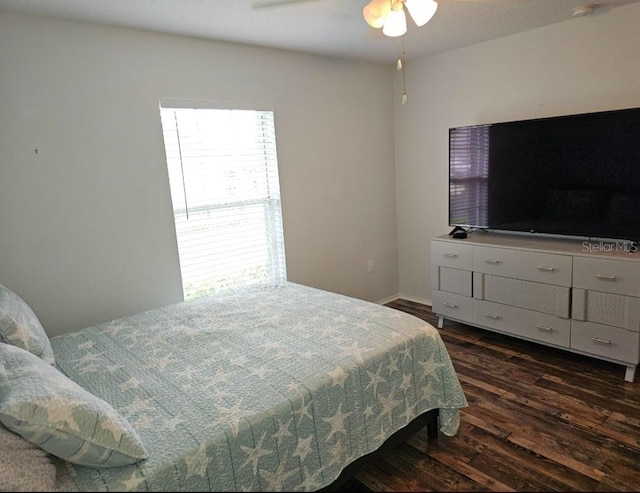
[398,35,407,105]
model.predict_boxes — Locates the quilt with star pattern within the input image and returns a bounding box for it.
[50,281,467,491]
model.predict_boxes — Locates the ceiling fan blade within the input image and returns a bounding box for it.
[251,0,326,9]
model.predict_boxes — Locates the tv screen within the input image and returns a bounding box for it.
[449,107,640,242]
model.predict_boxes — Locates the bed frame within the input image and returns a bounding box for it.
[321,409,439,491]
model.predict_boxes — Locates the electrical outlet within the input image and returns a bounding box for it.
[367,260,374,273]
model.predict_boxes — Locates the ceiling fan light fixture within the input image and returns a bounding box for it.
[363,0,391,29]
[382,3,407,37]
[405,0,438,27]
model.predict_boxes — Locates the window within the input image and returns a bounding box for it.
[449,125,489,227]
[159,103,286,300]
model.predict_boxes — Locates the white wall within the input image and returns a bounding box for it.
[394,2,640,303]
[0,13,398,336]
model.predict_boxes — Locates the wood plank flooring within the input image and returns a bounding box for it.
[347,299,640,492]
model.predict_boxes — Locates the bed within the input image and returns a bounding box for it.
[0,280,467,492]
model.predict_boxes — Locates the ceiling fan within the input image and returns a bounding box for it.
[250,0,521,38]
[363,0,438,37]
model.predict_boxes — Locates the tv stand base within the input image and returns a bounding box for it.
[448,226,467,236]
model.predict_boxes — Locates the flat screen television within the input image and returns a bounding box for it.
[449,107,640,242]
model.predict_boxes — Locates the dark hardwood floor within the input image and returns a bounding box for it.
[348,299,640,492]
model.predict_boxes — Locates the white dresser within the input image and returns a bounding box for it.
[431,232,640,382]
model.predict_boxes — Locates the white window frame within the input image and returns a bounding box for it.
[159,99,287,299]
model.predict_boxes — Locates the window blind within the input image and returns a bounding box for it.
[160,106,286,299]
[449,125,489,227]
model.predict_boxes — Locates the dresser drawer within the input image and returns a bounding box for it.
[432,290,473,323]
[431,240,473,270]
[431,266,472,296]
[572,289,640,331]
[473,299,571,348]
[473,245,572,287]
[571,320,640,364]
[573,256,640,297]
[474,273,570,318]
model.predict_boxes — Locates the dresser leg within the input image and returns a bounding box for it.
[624,365,636,383]
[437,317,444,329]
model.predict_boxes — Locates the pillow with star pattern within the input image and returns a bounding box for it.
[0,283,55,365]
[0,343,148,468]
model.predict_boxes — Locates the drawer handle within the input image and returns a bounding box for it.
[443,253,458,258]
[537,265,555,272]
[591,337,612,345]
[484,259,502,265]
[595,274,617,281]
[536,325,554,333]
[443,302,459,309]
[484,313,501,320]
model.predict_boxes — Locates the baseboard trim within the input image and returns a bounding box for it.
[376,293,432,307]
[375,294,402,305]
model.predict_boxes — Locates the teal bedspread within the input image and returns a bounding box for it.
[50,282,467,491]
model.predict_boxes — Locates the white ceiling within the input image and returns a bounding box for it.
[1,0,638,64]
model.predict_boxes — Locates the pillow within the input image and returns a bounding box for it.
[0,283,55,364]
[0,425,57,492]
[0,343,148,468]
